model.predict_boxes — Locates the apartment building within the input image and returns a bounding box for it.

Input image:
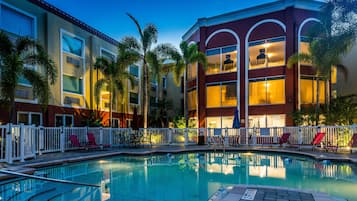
[182,0,333,128]
[0,0,181,127]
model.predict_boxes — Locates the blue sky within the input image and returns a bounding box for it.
[45,0,276,47]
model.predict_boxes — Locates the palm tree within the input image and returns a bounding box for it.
[0,31,57,123]
[287,0,356,125]
[175,41,207,127]
[94,40,139,127]
[125,13,177,128]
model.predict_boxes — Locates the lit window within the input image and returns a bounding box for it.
[187,63,197,80]
[188,89,197,111]
[207,82,237,108]
[299,36,312,65]
[249,114,285,128]
[249,77,285,105]
[249,37,285,69]
[331,66,337,84]
[206,116,233,128]
[206,46,237,75]
[300,76,325,104]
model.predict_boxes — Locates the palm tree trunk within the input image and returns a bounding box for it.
[184,64,189,128]
[315,77,320,125]
[109,79,113,127]
[10,96,16,124]
[143,62,148,129]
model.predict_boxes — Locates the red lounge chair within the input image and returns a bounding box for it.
[69,135,81,147]
[279,133,291,145]
[87,133,110,148]
[311,132,325,150]
[348,133,357,153]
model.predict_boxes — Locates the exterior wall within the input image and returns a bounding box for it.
[337,43,357,96]
[0,0,137,127]
[184,3,323,128]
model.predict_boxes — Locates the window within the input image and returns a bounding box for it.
[17,112,42,126]
[331,66,337,84]
[126,119,132,128]
[187,63,197,80]
[207,82,237,108]
[112,118,120,128]
[249,114,285,128]
[55,114,74,127]
[63,75,83,94]
[299,36,312,65]
[206,46,237,75]
[130,92,139,104]
[129,65,139,77]
[101,49,116,62]
[187,89,197,111]
[249,77,285,105]
[0,4,35,37]
[61,31,85,106]
[62,34,83,57]
[162,77,167,89]
[249,37,285,69]
[207,116,233,128]
[300,76,325,104]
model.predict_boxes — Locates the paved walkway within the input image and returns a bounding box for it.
[208,185,340,201]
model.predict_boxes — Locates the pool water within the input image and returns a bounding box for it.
[39,152,357,201]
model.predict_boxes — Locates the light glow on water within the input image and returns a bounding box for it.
[39,152,357,201]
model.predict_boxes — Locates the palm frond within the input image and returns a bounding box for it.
[23,69,50,109]
[0,31,13,57]
[127,13,144,39]
[142,24,158,51]
[94,79,109,105]
[287,53,312,68]
[118,36,141,52]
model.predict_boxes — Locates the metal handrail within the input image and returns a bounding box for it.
[0,169,100,188]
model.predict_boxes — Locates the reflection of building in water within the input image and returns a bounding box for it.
[247,154,286,179]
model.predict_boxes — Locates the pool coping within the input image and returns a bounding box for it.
[17,146,357,169]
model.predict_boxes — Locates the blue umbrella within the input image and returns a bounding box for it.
[232,108,240,128]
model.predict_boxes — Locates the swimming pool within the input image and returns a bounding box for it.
[6,151,357,201]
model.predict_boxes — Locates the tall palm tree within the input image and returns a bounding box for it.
[125,13,177,128]
[94,39,139,127]
[0,31,57,123]
[174,41,207,127]
[287,0,356,125]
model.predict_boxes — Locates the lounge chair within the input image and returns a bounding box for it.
[209,129,225,146]
[348,133,357,153]
[87,133,110,148]
[279,133,291,145]
[69,134,97,150]
[311,132,325,150]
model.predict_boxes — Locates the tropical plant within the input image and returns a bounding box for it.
[125,13,178,128]
[170,41,207,127]
[0,31,57,123]
[287,0,356,125]
[149,98,173,127]
[94,40,139,127]
[80,110,105,127]
[323,95,357,125]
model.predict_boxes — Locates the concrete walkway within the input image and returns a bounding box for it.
[208,185,341,201]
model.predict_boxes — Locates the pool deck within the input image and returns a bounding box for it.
[209,185,340,201]
[3,145,357,168]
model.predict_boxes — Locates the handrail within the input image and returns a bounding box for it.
[0,169,100,188]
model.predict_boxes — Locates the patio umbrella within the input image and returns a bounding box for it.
[232,108,240,128]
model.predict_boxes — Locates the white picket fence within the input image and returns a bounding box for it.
[0,124,356,164]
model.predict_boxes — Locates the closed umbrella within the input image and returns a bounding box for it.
[232,108,240,128]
